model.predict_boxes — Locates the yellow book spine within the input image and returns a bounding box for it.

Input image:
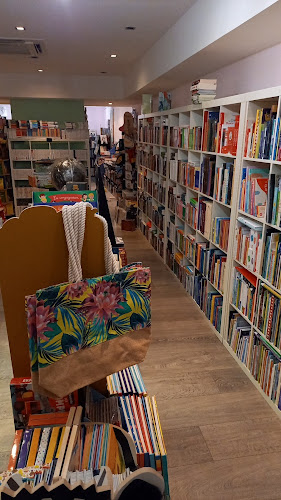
[55,427,65,459]
[262,282,281,299]
[45,426,60,465]
[153,397,167,454]
[255,110,263,159]
[26,428,41,467]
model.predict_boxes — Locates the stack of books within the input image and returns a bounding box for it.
[119,395,169,498]
[190,79,217,104]
[106,365,147,396]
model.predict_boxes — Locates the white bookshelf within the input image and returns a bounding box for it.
[137,86,281,417]
[8,135,90,216]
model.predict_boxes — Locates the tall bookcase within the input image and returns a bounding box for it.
[137,86,281,417]
[8,135,90,217]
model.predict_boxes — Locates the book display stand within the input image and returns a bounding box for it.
[0,206,105,383]
[137,85,281,418]
[0,205,170,499]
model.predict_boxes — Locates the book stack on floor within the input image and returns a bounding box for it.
[190,79,217,104]
[1,366,170,499]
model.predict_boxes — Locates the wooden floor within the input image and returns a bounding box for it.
[1,216,281,498]
[122,229,281,500]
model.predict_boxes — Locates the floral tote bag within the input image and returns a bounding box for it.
[26,264,151,398]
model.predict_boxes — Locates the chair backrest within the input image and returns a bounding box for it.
[0,206,106,377]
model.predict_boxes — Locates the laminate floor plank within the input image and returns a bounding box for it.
[118,226,281,500]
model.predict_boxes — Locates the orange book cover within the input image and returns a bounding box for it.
[7,430,23,471]
[82,425,93,470]
[28,412,69,427]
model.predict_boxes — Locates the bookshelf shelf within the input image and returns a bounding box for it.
[8,128,90,217]
[138,86,281,418]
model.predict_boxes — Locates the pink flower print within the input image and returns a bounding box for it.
[26,295,37,340]
[36,301,56,342]
[135,269,150,284]
[67,281,88,299]
[82,281,124,322]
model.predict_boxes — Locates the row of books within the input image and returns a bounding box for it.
[234,216,263,273]
[175,156,234,206]
[267,173,281,226]
[119,395,169,498]
[175,228,196,263]
[198,200,230,251]
[196,243,226,293]
[152,179,166,205]
[228,312,251,365]
[177,160,200,189]
[139,220,164,259]
[106,365,147,396]
[139,118,153,144]
[170,126,202,150]
[256,283,281,350]
[10,149,75,161]
[250,333,281,404]
[173,255,194,296]
[151,230,164,259]
[202,111,239,155]
[262,232,281,287]
[239,166,268,219]
[138,149,167,177]
[194,274,223,332]
[211,217,230,252]
[244,105,277,160]
[232,267,256,321]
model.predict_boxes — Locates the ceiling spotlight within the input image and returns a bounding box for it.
[38,69,43,72]
[110,54,117,58]
[15,26,25,31]
[108,102,113,105]
[125,26,136,30]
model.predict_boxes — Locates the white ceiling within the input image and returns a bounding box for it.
[0,0,195,75]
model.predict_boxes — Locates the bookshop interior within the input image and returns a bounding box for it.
[3,1,281,499]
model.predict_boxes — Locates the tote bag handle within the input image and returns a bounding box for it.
[62,202,119,282]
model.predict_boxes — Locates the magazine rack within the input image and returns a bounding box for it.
[0,206,106,385]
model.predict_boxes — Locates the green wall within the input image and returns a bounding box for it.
[11,98,85,127]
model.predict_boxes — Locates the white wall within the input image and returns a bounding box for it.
[86,106,132,142]
[86,106,110,135]
[0,104,11,119]
[169,41,281,110]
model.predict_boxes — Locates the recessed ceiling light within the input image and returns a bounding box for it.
[125,26,136,30]
[38,69,43,72]
[108,102,113,105]
[110,54,117,58]
[15,26,25,31]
